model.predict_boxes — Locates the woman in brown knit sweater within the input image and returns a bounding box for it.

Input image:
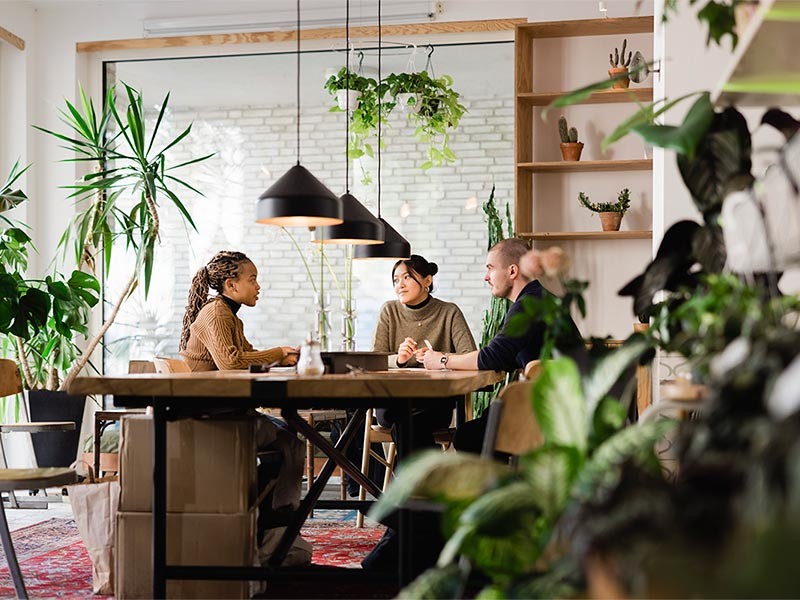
[179,251,309,565]
[372,255,476,453]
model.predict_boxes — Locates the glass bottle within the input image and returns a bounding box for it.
[341,297,357,352]
[297,336,325,377]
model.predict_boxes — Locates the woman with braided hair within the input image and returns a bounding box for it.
[179,250,310,565]
[180,250,298,371]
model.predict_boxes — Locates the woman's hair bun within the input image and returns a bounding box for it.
[428,262,439,276]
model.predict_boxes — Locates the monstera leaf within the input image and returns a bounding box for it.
[619,221,702,318]
[678,106,753,217]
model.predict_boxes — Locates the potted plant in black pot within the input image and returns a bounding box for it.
[0,162,100,467]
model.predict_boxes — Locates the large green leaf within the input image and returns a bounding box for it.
[571,419,676,503]
[397,565,464,600]
[520,445,582,519]
[532,357,586,452]
[630,92,714,158]
[368,450,507,525]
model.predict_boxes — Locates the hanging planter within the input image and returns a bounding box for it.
[395,92,421,114]
[324,67,375,112]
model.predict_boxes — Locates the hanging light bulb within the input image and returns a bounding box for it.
[354,0,411,260]
[256,0,343,227]
[313,0,384,245]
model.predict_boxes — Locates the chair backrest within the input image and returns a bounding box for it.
[481,380,544,457]
[521,360,542,381]
[127,360,156,374]
[152,357,191,374]
[0,358,23,398]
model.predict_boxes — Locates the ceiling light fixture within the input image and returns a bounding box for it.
[256,0,343,228]
[354,0,412,261]
[313,0,384,246]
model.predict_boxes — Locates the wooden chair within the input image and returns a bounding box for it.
[357,408,396,528]
[481,380,544,459]
[0,359,77,597]
[152,356,191,374]
[0,359,76,510]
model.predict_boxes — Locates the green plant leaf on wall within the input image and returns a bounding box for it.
[630,92,714,159]
[532,357,587,452]
[601,91,706,152]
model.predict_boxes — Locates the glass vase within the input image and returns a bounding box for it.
[341,298,357,352]
[315,292,332,352]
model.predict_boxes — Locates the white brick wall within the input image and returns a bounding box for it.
[105,96,513,372]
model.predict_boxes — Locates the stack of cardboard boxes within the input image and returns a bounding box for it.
[116,415,258,598]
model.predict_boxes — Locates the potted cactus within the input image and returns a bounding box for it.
[608,38,633,89]
[558,115,584,161]
[578,188,631,231]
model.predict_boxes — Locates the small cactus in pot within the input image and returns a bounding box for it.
[558,115,584,161]
[608,38,633,89]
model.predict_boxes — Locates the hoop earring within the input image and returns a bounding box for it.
[425,286,430,292]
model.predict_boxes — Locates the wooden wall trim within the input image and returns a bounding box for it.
[0,26,25,51]
[76,18,525,53]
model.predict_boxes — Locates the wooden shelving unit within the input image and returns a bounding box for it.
[519,230,653,241]
[517,88,653,106]
[514,16,655,338]
[517,159,652,173]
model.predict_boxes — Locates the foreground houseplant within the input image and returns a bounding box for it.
[36,83,210,391]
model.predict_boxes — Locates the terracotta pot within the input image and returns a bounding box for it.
[608,67,630,89]
[599,211,623,231]
[559,142,584,161]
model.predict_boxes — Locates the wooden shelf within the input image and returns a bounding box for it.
[519,230,653,241]
[517,87,653,107]
[714,0,800,107]
[517,159,652,173]
[516,16,653,39]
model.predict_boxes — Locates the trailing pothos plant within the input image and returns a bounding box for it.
[386,71,467,170]
[0,162,100,391]
[35,83,211,391]
[371,340,675,599]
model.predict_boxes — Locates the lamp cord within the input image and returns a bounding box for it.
[345,0,350,194]
[296,0,301,166]
[377,0,381,218]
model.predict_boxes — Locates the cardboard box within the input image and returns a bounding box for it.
[120,415,257,513]
[116,510,255,599]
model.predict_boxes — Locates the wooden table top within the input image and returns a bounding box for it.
[68,369,504,399]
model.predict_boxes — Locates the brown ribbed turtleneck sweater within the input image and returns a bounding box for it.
[372,297,476,368]
[180,296,285,371]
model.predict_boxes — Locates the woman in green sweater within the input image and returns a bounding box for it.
[372,255,476,453]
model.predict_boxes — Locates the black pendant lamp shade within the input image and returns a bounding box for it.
[313,193,385,244]
[354,217,410,259]
[256,164,343,227]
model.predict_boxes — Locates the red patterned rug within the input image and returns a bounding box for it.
[0,518,385,597]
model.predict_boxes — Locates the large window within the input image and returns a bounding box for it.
[102,41,514,373]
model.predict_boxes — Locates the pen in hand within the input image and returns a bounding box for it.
[424,339,434,351]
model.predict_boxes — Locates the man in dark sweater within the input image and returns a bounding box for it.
[422,237,546,373]
[422,237,569,453]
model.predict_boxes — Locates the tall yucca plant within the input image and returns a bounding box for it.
[36,83,211,391]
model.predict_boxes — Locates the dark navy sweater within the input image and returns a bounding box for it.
[477,280,546,372]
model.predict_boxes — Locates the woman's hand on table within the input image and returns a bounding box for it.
[413,346,429,362]
[281,346,300,366]
[397,337,418,365]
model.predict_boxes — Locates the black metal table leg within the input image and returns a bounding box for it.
[152,402,167,599]
[268,408,367,567]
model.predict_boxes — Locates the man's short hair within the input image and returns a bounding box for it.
[489,238,531,268]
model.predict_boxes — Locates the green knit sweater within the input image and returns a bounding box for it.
[372,297,476,368]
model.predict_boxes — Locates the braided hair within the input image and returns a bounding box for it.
[392,255,439,293]
[179,250,251,351]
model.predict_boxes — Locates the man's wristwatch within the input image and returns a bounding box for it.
[440,354,449,370]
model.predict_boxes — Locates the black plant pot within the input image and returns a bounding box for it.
[28,390,86,468]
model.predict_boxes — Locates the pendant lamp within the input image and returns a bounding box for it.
[354,0,411,260]
[256,0,343,227]
[313,0,384,245]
